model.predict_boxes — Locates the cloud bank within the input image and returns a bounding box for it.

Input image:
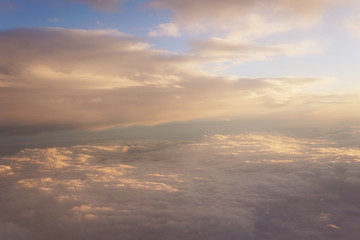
[1,131,360,239]
[1,28,359,134]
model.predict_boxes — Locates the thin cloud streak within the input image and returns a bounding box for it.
[148,23,180,37]
[187,38,322,65]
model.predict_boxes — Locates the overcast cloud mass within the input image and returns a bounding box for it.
[1,131,360,239]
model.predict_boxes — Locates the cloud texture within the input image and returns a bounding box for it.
[1,28,359,134]
[151,0,353,22]
[1,131,360,239]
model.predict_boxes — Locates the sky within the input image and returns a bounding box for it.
[1,0,360,141]
[1,1,360,239]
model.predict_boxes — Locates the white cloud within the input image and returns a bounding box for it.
[150,0,357,35]
[188,38,322,65]
[147,0,356,73]
[1,131,360,239]
[344,15,360,37]
[148,23,180,37]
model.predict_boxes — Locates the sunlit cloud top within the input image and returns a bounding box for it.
[1,132,360,238]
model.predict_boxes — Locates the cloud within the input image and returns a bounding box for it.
[148,23,180,37]
[0,77,320,134]
[149,0,356,36]
[150,0,352,23]
[148,0,358,63]
[0,28,177,89]
[145,0,356,77]
[0,165,13,176]
[1,131,360,239]
[188,37,322,64]
[0,28,359,135]
[344,15,360,37]
[0,27,330,134]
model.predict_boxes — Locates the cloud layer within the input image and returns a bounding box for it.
[1,28,359,134]
[150,0,352,23]
[1,131,360,239]
[149,0,357,38]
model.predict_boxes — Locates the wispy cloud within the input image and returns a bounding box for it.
[187,38,322,65]
[148,23,180,37]
[150,0,356,31]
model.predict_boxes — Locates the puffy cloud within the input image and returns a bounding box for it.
[1,131,360,239]
[0,165,13,176]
